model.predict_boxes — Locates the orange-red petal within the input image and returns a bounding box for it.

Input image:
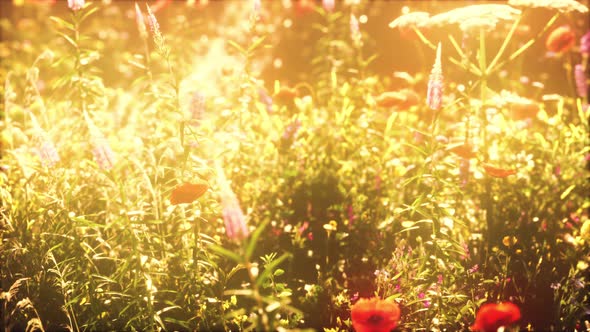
[472,302,521,332]
[448,143,477,159]
[351,297,401,332]
[170,181,209,205]
[508,101,540,120]
[546,26,575,53]
[483,164,517,178]
[376,89,419,109]
[274,86,298,100]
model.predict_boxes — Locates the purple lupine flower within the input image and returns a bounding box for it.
[84,112,115,170]
[574,64,588,98]
[580,31,590,55]
[252,0,261,19]
[350,14,362,47]
[135,3,148,39]
[189,91,206,125]
[282,119,301,140]
[146,5,160,34]
[427,43,444,110]
[347,205,356,225]
[459,158,470,188]
[218,169,249,241]
[258,88,273,113]
[322,0,335,12]
[91,134,116,171]
[30,113,59,167]
[67,0,84,11]
[37,135,60,167]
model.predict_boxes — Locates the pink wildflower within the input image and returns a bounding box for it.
[350,14,362,47]
[580,31,590,55]
[146,5,160,35]
[426,43,444,110]
[252,0,261,20]
[67,0,84,11]
[574,64,587,98]
[134,3,147,39]
[322,0,335,12]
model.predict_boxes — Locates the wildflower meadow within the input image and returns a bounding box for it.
[1,0,589,331]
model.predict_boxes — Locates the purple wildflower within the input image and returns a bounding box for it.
[347,205,357,225]
[91,134,116,171]
[189,91,206,124]
[258,88,273,113]
[322,0,335,12]
[67,0,84,11]
[252,0,261,20]
[580,31,590,55]
[282,119,301,140]
[84,112,115,170]
[146,5,160,34]
[218,168,249,241]
[135,3,147,39]
[37,136,60,167]
[427,43,444,110]
[30,113,59,167]
[574,64,588,98]
[350,14,362,47]
[460,158,470,188]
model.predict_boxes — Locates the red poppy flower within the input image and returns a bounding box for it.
[482,164,517,178]
[375,89,419,109]
[508,101,539,120]
[351,297,401,332]
[546,26,575,53]
[448,143,477,159]
[170,181,209,205]
[295,0,316,17]
[274,86,298,100]
[471,302,521,332]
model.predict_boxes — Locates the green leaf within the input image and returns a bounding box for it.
[560,185,576,200]
[57,32,77,49]
[247,36,267,54]
[245,219,269,261]
[78,6,99,24]
[49,16,74,31]
[227,40,245,55]
[256,252,291,288]
[209,243,243,264]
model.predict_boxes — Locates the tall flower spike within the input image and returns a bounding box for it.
[218,167,249,241]
[30,112,60,167]
[350,14,362,47]
[322,0,335,12]
[574,64,588,98]
[84,112,116,171]
[67,0,84,11]
[145,4,160,34]
[252,0,261,21]
[135,3,147,39]
[427,42,444,110]
[146,4,167,55]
